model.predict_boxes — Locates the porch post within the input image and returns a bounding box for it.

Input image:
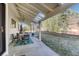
[31,22,34,33]
[39,22,41,41]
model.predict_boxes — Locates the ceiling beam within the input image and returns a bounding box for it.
[17,7,35,18]
[21,3,41,12]
[14,4,34,22]
[21,8,35,21]
[41,3,54,12]
[20,11,34,20]
[19,3,46,17]
[19,3,46,16]
[16,4,36,15]
[44,3,74,21]
[8,4,20,19]
[17,10,34,22]
[29,4,49,15]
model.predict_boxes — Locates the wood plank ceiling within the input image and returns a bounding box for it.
[8,3,74,24]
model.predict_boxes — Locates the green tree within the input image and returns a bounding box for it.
[41,9,79,33]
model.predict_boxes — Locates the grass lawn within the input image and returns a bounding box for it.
[41,33,79,56]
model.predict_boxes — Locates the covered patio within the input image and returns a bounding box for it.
[7,3,74,56]
[9,37,59,56]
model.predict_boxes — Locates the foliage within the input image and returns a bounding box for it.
[41,9,79,33]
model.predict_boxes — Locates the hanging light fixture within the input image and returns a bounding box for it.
[34,12,45,23]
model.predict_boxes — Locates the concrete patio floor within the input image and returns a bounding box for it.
[9,37,59,56]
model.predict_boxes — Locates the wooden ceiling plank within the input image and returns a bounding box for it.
[26,4,41,12]
[18,7,35,18]
[44,3,74,21]
[8,4,20,19]
[41,3,54,12]
[30,3,49,14]
[20,11,33,20]
[18,9,34,21]
[22,3,48,16]
[16,4,36,15]
[20,3,40,13]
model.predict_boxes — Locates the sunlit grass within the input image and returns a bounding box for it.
[42,33,79,56]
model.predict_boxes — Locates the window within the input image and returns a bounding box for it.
[11,19,16,28]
